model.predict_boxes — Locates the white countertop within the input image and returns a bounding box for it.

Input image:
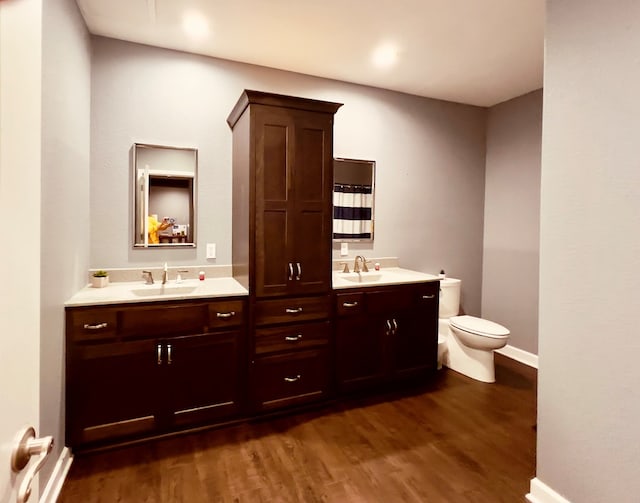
[332,267,439,290]
[65,277,248,307]
[66,266,438,307]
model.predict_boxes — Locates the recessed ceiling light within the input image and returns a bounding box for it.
[372,42,399,69]
[182,10,209,39]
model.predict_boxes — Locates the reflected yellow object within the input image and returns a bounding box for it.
[148,215,171,244]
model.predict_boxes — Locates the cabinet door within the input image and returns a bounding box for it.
[166,331,243,428]
[335,314,386,392]
[395,283,439,380]
[290,112,334,295]
[67,340,160,447]
[254,107,294,297]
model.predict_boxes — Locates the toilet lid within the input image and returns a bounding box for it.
[450,315,510,338]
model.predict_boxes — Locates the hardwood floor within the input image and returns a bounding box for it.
[58,354,536,503]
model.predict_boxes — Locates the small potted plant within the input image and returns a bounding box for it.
[91,270,109,288]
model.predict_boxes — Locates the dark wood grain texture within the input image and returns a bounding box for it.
[59,354,536,502]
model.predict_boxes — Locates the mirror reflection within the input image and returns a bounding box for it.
[333,158,375,242]
[133,143,197,248]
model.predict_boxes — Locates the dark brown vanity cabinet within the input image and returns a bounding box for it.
[65,298,246,450]
[227,90,342,297]
[335,281,439,393]
[227,91,342,413]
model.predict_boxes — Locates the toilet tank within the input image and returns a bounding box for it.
[439,277,461,318]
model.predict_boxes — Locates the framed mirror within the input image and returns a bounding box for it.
[133,143,197,248]
[333,157,375,242]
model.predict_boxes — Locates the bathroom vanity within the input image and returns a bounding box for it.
[64,268,439,451]
[334,281,439,393]
[65,295,246,448]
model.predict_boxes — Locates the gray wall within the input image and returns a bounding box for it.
[40,0,91,485]
[483,90,542,354]
[537,0,640,501]
[91,37,487,315]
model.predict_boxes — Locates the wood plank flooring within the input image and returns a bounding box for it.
[58,354,536,502]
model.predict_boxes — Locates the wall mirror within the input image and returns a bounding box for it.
[133,143,197,248]
[333,157,375,242]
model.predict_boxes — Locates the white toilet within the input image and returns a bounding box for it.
[439,277,510,383]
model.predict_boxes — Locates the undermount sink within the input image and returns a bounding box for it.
[130,285,199,297]
[332,267,440,289]
[339,272,384,283]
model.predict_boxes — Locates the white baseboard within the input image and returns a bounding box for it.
[496,344,538,369]
[40,447,73,503]
[526,477,571,503]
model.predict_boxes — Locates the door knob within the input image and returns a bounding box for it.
[11,426,54,503]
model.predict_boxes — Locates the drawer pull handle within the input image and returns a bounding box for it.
[343,301,359,308]
[157,344,162,365]
[167,344,172,365]
[422,294,435,299]
[285,307,303,314]
[285,334,303,342]
[83,322,108,330]
[216,311,236,319]
[284,375,301,383]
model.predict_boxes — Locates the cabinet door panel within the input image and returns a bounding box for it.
[335,315,385,392]
[257,209,289,296]
[254,110,294,297]
[261,123,288,201]
[67,340,159,446]
[168,332,242,427]
[294,122,327,203]
[395,282,439,378]
[293,210,330,293]
[393,311,433,379]
[291,115,333,294]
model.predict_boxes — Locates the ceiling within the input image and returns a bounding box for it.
[75,0,544,107]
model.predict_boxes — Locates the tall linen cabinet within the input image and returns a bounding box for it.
[227,91,343,412]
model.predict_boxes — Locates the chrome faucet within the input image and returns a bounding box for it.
[142,270,154,285]
[353,255,369,273]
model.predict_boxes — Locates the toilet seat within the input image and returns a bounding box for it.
[450,315,510,338]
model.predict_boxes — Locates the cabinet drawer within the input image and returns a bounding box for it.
[414,282,439,305]
[335,293,365,316]
[254,321,330,355]
[254,295,330,326]
[208,299,245,330]
[68,308,119,341]
[252,349,330,411]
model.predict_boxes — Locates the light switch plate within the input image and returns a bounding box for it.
[206,243,216,259]
[340,243,349,257]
